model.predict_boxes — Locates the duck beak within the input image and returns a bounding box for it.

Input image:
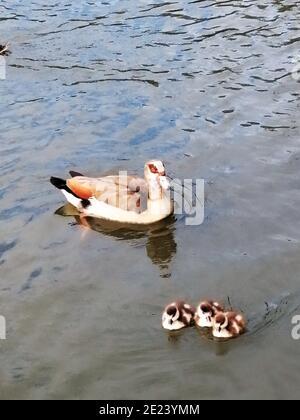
[159,176,170,191]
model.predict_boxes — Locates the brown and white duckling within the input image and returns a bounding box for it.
[194,300,224,328]
[162,301,195,331]
[212,311,246,339]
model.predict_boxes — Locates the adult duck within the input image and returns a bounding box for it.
[50,160,173,225]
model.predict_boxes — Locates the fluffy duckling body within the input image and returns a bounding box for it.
[213,311,246,339]
[194,300,224,328]
[162,301,195,331]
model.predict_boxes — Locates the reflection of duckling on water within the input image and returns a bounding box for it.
[162,301,195,331]
[212,311,246,339]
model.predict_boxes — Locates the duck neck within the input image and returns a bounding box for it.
[148,179,163,202]
[147,180,171,217]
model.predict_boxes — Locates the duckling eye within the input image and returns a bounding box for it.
[148,164,158,174]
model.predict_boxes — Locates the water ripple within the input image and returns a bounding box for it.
[1,0,300,400]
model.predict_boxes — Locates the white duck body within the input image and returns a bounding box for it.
[51,160,173,225]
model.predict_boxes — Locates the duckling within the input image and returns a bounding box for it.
[194,300,224,328]
[162,301,195,331]
[212,311,246,339]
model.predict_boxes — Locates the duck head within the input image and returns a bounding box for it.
[145,160,170,199]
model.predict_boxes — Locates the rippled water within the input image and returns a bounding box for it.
[1,0,300,400]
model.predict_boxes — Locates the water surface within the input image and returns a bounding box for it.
[1,0,300,399]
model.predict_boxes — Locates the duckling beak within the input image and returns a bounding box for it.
[159,176,170,191]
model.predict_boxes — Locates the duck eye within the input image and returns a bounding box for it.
[148,164,158,174]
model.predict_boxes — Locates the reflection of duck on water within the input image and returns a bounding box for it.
[55,204,177,278]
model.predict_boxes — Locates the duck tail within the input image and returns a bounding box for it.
[50,176,80,198]
[50,176,88,210]
[50,176,67,190]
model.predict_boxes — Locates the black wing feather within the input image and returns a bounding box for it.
[69,170,84,178]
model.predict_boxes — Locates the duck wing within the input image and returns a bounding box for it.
[67,175,148,213]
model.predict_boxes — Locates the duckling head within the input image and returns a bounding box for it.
[213,312,229,337]
[162,302,180,330]
[195,300,223,328]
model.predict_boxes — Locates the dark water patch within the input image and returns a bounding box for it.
[64,78,159,87]
[0,240,18,259]
[1,0,300,400]
[19,268,43,293]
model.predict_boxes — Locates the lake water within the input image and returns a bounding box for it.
[1,0,300,400]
